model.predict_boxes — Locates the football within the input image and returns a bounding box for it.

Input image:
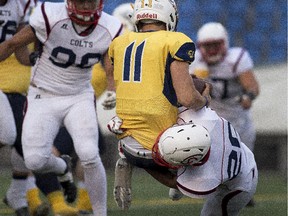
[191,74,207,93]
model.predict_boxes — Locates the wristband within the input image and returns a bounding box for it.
[242,92,257,101]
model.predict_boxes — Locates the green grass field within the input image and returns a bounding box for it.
[0,168,286,216]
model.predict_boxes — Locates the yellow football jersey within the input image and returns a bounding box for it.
[91,63,107,98]
[109,30,195,150]
[0,54,31,94]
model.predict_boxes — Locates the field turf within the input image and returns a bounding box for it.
[0,168,286,216]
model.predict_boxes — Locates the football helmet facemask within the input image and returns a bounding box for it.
[152,124,211,169]
[132,0,178,32]
[66,0,103,26]
[197,22,229,65]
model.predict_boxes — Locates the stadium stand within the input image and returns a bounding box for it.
[102,0,287,65]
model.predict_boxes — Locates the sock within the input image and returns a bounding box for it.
[6,176,28,209]
[27,188,44,215]
[76,184,92,212]
[83,159,107,216]
[47,191,78,215]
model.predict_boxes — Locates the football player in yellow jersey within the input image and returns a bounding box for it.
[103,0,211,210]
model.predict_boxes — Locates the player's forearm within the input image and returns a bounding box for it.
[14,45,32,66]
[0,41,16,62]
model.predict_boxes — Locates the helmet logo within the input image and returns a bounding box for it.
[187,50,195,59]
[181,154,203,165]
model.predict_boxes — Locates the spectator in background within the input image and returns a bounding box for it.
[189,22,260,206]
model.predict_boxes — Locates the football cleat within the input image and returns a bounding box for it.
[15,207,30,216]
[58,155,77,203]
[31,202,50,216]
[113,158,133,210]
[169,188,184,201]
[246,198,256,207]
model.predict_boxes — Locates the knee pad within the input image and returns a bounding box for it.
[0,128,16,146]
[25,154,49,172]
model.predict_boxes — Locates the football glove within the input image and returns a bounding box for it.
[102,91,116,110]
[107,116,124,135]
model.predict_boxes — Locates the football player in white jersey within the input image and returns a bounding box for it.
[189,22,260,206]
[189,22,260,152]
[0,0,123,215]
[152,106,258,216]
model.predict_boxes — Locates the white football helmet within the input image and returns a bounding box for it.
[152,124,211,169]
[112,3,134,31]
[197,22,229,64]
[66,0,103,26]
[132,0,178,32]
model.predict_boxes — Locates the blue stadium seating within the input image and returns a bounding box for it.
[226,0,249,15]
[84,0,287,65]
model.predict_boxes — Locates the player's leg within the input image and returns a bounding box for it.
[48,127,79,215]
[74,159,93,214]
[22,95,75,195]
[113,156,133,210]
[201,168,258,216]
[75,126,106,214]
[64,93,107,216]
[0,91,16,146]
[4,93,49,216]
[116,137,177,210]
[3,148,30,216]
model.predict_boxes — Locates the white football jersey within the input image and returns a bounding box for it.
[0,0,34,42]
[189,48,256,150]
[29,2,122,96]
[190,47,253,105]
[176,107,256,199]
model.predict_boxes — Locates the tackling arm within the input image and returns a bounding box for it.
[0,25,36,63]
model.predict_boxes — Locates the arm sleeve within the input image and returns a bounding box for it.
[29,3,48,43]
[235,49,254,75]
[170,33,195,64]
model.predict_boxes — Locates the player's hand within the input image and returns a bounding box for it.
[107,116,124,134]
[201,83,212,107]
[102,91,116,110]
[239,94,252,109]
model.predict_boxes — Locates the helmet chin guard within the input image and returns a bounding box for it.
[152,124,211,169]
[66,0,103,26]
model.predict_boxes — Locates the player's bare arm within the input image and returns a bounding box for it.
[13,23,35,66]
[238,70,260,109]
[0,25,36,63]
[102,51,115,92]
[171,60,209,110]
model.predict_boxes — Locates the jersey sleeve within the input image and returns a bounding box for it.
[99,12,124,40]
[169,32,196,64]
[29,3,48,43]
[17,0,34,25]
[235,49,254,75]
[108,39,116,64]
